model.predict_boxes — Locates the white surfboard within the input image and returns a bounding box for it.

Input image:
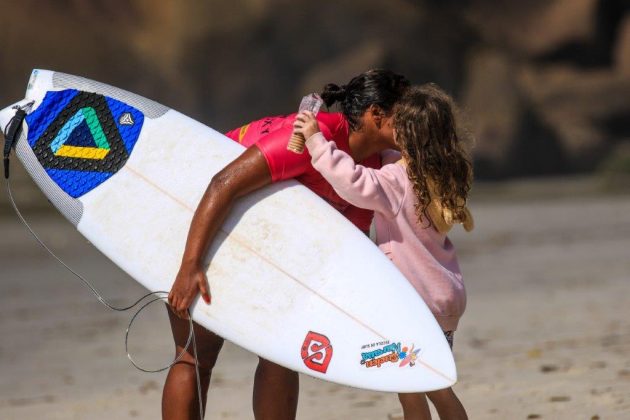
[0,70,456,392]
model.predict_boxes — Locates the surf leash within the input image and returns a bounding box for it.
[3,102,32,179]
[3,106,205,419]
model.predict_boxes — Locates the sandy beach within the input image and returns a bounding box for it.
[1,177,629,419]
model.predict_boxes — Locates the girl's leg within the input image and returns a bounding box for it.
[253,358,299,420]
[426,388,468,420]
[162,304,225,420]
[398,392,432,420]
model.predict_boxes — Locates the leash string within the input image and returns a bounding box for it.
[3,101,205,419]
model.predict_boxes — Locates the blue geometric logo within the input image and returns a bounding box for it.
[25,89,144,198]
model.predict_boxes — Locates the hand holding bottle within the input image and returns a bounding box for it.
[287,93,323,153]
[293,111,321,143]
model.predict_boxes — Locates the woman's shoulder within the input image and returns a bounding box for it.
[316,112,347,135]
[316,111,344,123]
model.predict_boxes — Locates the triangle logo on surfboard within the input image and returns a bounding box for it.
[50,107,111,160]
[26,89,145,198]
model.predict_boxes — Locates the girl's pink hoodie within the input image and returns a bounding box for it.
[306,133,466,331]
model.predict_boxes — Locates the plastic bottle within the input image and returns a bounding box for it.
[287,93,323,154]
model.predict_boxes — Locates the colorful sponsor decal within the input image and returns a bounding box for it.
[360,340,421,369]
[237,123,250,143]
[301,331,333,374]
[27,69,39,92]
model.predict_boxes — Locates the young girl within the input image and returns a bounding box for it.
[295,84,473,420]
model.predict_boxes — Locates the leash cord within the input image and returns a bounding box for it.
[6,178,205,419]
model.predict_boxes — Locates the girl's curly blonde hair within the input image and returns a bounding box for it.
[393,84,473,232]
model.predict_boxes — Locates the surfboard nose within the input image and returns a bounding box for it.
[13,87,146,199]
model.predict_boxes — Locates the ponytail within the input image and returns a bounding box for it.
[320,69,410,131]
[321,83,347,108]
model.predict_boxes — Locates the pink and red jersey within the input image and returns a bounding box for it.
[225,112,380,231]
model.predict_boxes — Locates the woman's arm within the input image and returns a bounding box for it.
[168,146,272,318]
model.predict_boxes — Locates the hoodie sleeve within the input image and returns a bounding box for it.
[305,132,406,218]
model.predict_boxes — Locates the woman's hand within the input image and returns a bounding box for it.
[293,111,320,140]
[168,263,211,319]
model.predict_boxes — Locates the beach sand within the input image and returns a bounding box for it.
[1,178,629,419]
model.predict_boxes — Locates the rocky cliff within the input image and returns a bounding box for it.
[1,0,629,179]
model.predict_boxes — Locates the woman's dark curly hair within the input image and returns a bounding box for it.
[393,84,473,227]
[320,69,410,131]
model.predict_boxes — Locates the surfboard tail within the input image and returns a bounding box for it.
[0,100,30,134]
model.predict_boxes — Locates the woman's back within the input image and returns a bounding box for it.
[226,112,380,231]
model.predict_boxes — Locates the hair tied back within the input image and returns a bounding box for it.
[321,83,347,107]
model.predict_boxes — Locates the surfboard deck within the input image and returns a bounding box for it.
[0,69,457,392]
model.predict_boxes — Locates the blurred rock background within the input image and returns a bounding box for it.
[0,0,629,188]
[3,4,630,419]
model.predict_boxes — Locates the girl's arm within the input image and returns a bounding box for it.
[294,112,406,218]
[381,149,402,165]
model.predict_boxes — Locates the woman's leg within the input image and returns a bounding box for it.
[426,388,468,420]
[162,305,225,420]
[253,358,299,420]
[398,392,432,420]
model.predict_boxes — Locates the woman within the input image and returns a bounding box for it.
[163,69,410,420]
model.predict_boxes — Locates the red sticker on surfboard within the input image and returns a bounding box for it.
[301,331,333,374]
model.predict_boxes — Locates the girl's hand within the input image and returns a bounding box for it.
[293,111,320,140]
[168,263,211,319]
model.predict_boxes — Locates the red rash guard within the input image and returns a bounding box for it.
[225,112,381,232]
